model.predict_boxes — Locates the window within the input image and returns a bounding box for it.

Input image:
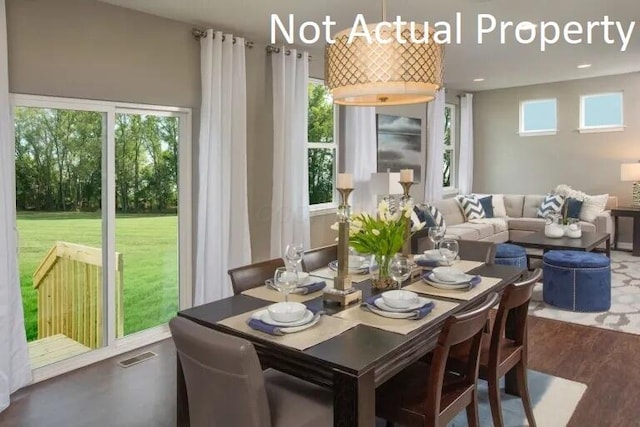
[12,95,192,375]
[443,104,456,189]
[307,79,337,210]
[519,99,557,136]
[580,92,624,133]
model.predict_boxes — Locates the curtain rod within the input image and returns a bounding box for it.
[266,45,313,61]
[192,29,254,48]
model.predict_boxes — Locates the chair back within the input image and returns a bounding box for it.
[301,244,338,272]
[169,317,271,427]
[228,258,285,295]
[491,269,542,359]
[458,240,497,264]
[427,292,499,417]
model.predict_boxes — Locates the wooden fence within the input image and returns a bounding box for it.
[33,241,124,349]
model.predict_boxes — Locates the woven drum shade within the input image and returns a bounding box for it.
[325,24,444,106]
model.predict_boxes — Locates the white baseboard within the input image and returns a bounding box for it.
[616,242,632,251]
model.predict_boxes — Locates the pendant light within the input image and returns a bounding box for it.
[325,0,444,106]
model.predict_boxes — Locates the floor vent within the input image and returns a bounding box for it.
[118,351,157,368]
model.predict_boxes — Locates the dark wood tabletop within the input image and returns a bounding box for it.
[511,231,610,256]
[177,263,525,427]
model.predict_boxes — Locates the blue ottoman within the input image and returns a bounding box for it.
[495,243,527,269]
[543,250,611,312]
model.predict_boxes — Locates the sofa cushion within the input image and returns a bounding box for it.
[523,195,547,218]
[503,195,525,218]
[444,226,481,241]
[578,221,596,233]
[431,199,465,226]
[536,194,564,219]
[448,223,494,240]
[508,217,546,232]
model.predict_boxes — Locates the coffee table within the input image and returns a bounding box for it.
[510,231,611,267]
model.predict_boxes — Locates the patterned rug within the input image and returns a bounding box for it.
[528,250,640,334]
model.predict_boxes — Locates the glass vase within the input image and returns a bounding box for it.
[370,254,395,291]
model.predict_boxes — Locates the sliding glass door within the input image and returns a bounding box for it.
[13,96,191,371]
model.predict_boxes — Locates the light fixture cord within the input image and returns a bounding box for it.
[381,0,387,22]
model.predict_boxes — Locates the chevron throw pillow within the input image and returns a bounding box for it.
[456,195,487,220]
[537,194,564,218]
[427,205,446,230]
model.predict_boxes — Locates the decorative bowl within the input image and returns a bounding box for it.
[382,290,419,309]
[432,267,466,283]
[267,302,307,323]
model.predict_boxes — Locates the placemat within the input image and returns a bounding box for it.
[404,276,503,301]
[332,299,459,335]
[310,267,372,283]
[241,279,333,303]
[443,260,484,273]
[218,309,358,351]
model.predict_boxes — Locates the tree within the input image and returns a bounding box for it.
[307,83,335,205]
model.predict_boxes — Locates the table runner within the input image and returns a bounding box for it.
[332,299,459,335]
[241,278,335,303]
[217,308,358,351]
[404,276,503,301]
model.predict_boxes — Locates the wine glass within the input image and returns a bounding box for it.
[285,243,304,273]
[439,239,459,266]
[389,255,412,290]
[273,267,299,304]
[428,226,445,249]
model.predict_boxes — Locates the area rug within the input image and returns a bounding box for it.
[528,250,640,334]
[448,370,586,427]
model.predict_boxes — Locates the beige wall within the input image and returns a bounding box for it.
[474,72,640,243]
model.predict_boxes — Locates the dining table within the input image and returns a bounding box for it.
[176,262,526,427]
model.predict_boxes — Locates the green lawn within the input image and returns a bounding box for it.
[18,212,178,341]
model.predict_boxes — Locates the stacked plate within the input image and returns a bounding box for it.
[251,302,321,333]
[365,290,434,319]
[328,255,370,274]
[422,267,477,290]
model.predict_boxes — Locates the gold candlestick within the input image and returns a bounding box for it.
[324,187,362,306]
[399,181,415,257]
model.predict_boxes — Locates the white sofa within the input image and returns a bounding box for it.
[413,194,617,252]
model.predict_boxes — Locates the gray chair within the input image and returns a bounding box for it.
[301,244,338,272]
[170,317,333,427]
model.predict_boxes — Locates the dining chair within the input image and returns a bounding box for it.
[376,292,500,427]
[169,317,333,427]
[457,240,497,264]
[301,244,338,273]
[448,268,542,427]
[228,258,285,295]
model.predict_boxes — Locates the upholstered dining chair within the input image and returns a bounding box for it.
[301,244,338,273]
[376,292,500,427]
[448,268,543,427]
[228,258,285,295]
[457,240,497,264]
[169,317,333,427]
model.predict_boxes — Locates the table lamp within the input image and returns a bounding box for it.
[621,162,640,206]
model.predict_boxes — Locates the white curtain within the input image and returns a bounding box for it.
[458,93,474,195]
[424,89,446,202]
[195,30,251,305]
[0,0,32,413]
[344,106,377,214]
[270,49,310,256]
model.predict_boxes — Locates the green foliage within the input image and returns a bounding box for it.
[348,212,407,257]
[307,82,335,205]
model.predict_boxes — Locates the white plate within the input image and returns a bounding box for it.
[259,309,314,327]
[432,267,471,283]
[374,296,432,313]
[328,260,369,274]
[422,249,443,260]
[423,273,473,290]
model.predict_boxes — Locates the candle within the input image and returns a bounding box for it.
[337,173,353,189]
[400,169,414,183]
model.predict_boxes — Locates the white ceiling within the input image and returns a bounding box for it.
[97,0,640,91]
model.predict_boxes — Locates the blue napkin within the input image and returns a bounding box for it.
[294,281,326,294]
[362,295,435,320]
[422,273,482,289]
[247,307,321,336]
[415,258,441,268]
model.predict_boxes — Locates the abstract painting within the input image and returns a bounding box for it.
[376,114,422,180]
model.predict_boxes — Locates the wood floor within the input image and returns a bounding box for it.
[1,317,640,426]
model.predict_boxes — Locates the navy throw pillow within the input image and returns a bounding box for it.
[565,198,583,219]
[413,205,437,228]
[478,196,494,218]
